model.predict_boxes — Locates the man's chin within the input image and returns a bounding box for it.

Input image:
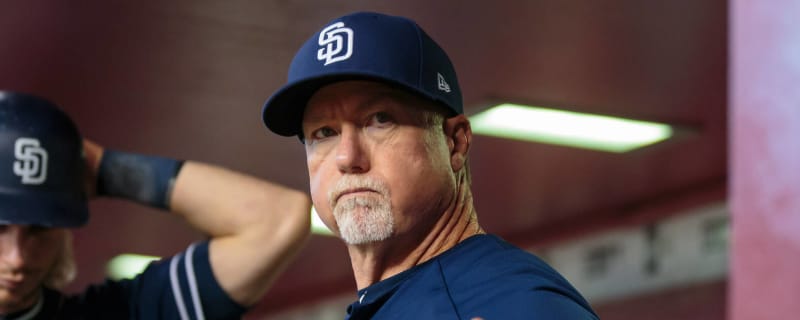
[341,236,385,246]
[333,201,395,245]
[0,286,40,314]
[338,225,394,245]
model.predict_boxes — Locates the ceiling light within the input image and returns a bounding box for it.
[470,103,673,153]
[107,254,161,280]
[311,206,334,236]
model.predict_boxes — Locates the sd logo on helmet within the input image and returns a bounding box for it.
[0,91,88,227]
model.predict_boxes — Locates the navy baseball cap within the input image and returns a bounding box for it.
[0,91,89,227]
[262,11,463,137]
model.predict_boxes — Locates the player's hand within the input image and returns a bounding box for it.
[82,139,104,198]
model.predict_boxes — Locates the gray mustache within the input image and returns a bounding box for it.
[328,175,390,208]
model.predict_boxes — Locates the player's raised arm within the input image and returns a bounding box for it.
[171,161,311,306]
[85,140,311,307]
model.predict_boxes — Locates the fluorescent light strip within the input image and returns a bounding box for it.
[470,104,673,153]
[107,253,161,280]
[311,206,334,236]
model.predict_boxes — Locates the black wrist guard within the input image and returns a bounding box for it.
[97,150,184,209]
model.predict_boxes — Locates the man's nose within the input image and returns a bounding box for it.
[335,128,370,174]
[0,230,27,270]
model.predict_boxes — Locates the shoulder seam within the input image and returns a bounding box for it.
[436,260,465,320]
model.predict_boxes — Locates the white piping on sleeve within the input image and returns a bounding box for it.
[170,253,191,320]
[185,243,206,320]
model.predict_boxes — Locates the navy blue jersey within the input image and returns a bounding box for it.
[16,241,246,320]
[346,235,598,320]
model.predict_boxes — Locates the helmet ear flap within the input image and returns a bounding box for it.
[0,91,89,227]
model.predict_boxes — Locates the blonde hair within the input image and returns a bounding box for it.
[43,231,77,290]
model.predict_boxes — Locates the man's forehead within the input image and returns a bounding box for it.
[303,81,422,120]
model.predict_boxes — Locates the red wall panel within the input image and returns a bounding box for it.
[730,0,800,319]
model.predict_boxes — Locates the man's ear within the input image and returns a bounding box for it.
[443,115,472,172]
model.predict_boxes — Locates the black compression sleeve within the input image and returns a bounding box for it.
[96,150,184,209]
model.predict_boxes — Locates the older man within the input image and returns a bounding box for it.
[0,91,310,319]
[262,11,598,319]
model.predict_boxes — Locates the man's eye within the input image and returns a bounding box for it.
[370,112,393,126]
[312,127,337,139]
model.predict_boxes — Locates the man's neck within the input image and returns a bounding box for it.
[347,184,483,290]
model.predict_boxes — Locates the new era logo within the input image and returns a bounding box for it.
[317,22,354,66]
[13,137,48,185]
[437,73,451,93]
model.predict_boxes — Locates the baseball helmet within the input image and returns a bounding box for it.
[0,91,88,227]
